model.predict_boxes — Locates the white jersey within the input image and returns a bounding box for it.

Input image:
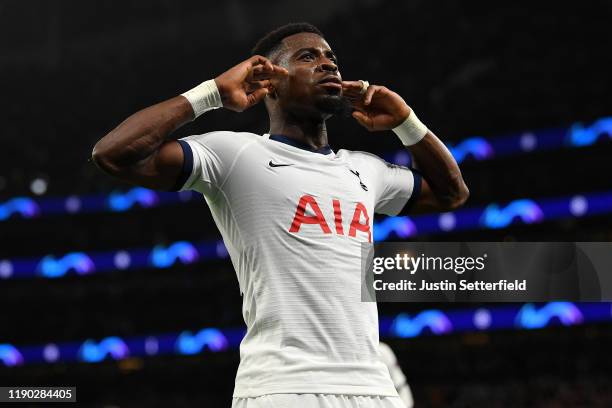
[177,131,421,398]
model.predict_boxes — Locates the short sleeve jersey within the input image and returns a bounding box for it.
[177,131,421,397]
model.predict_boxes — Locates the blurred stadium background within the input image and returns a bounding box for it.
[1,0,612,406]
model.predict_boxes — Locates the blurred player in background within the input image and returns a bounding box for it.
[92,22,467,408]
[379,342,414,408]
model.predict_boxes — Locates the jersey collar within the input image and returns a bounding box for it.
[269,134,334,155]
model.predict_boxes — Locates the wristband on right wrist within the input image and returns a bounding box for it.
[181,79,223,118]
[392,110,428,146]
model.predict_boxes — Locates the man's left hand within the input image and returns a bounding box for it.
[342,81,411,131]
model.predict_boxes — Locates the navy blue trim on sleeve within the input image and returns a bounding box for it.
[171,140,194,191]
[398,168,422,215]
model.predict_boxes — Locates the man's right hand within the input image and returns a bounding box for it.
[214,55,288,112]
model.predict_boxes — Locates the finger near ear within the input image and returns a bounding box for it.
[250,80,272,89]
[246,87,269,107]
[272,65,289,75]
[250,55,271,66]
[257,73,287,81]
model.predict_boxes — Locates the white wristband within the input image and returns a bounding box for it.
[392,110,428,146]
[181,79,223,118]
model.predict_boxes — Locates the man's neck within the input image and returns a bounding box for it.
[269,113,329,150]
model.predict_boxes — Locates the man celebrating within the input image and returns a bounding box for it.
[92,23,468,408]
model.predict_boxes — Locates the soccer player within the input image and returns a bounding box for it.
[92,23,468,408]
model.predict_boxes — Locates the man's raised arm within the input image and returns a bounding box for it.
[91,96,194,191]
[91,55,287,191]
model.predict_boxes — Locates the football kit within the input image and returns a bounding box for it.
[176,131,420,402]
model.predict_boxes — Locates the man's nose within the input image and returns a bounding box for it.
[319,60,338,72]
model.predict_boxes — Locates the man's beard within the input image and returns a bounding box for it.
[314,94,353,117]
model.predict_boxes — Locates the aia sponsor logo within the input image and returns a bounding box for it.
[288,194,371,242]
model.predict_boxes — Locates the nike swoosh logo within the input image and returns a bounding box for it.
[269,160,294,168]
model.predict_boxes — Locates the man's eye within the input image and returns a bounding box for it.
[301,54,314,61]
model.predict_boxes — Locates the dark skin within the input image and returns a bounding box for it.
[92,32,468,213]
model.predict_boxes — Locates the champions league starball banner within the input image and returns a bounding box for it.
[361,242,612,302]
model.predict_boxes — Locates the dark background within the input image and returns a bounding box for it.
[1,0,612,406]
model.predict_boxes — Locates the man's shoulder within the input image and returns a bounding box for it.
[182,130,261,144]
[181,131,262,153]
[338,148,411,173]
[337,148,387,166]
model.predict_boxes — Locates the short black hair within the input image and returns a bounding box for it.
[251,22,324,59]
